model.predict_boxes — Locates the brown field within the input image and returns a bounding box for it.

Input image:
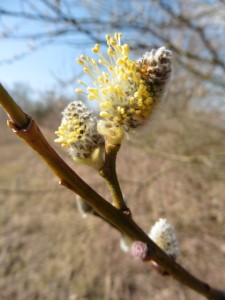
[0,110,225,300]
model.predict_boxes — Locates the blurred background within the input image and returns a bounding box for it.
[0,1,225,299]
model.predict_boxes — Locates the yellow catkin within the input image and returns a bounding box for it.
[75,32,155,142]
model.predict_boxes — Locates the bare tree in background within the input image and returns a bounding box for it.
[1,3,225,299]
[1,0,225,164]
[0,0,224,107]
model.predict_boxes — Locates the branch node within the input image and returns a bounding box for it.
[131,241,152,261]
[7,115,32,132]
[59,179,72,190]
[122,207,132,218]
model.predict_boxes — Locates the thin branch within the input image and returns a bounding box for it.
[0,40,54,65]
[99,143,129,212]
[0,188,63,195]
[158,1,225,71]
[0,83,224,299]
[135,143,225,165]
[133,163,180,199]
[1,2,224,70]
[0,83,29,127]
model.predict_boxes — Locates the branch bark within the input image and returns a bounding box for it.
[99,142,129,211]
[0,83,224,300]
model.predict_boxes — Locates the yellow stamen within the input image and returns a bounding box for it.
[88,94,96,100]
[76,59,84,65]
[87,87,99,95]
[75,32,155,138]
[75,88,83,94]
[100,111,109,118]
[107,48,115,56]
[92,44,100,53]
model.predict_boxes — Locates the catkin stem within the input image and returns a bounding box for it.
[99,142,129,212]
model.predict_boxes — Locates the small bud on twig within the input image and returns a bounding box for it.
[130,241,151,261]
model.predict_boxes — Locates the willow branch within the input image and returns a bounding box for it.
[0,83,224,300]
[99,142,129,212]
[0,83,29,127]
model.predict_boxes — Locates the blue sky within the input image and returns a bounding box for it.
[0,0,172,98]
[1,39,78,95]
[0,1,88,97]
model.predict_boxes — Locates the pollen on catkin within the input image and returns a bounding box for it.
[75,33,172,144]
[137,47,172,101]
[55,101,104,162]
[148,218,179,260]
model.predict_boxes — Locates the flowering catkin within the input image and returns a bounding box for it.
[55,101,104,161]
[149,218,179,259]
[75,33,172,143]
[137,47,172,101]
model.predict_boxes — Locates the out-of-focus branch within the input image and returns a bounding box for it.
[1,0,224,88]
[135,143,225,166]
[0,188,63,195]
[158,1,225,71]
[133,163,180,199]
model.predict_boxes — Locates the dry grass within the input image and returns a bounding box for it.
[0,110,225,300]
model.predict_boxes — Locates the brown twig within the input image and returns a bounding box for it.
[0,83,29,127]
[0,83,224,300]
[99,142,129,212]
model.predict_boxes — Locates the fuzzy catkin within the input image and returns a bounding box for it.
[75,33,172,143]
[55,101,104,159]
[137,47,172,101]
[149,218,179,259]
